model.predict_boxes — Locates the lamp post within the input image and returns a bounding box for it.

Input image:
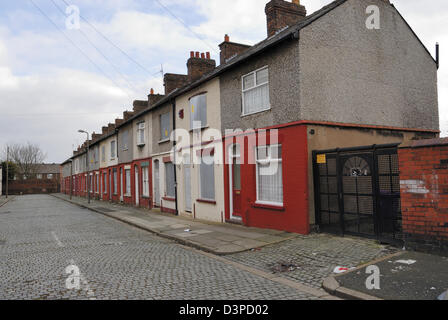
[78,130,90,204]
[69,159,73,200]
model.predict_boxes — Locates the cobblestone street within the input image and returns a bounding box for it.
[227,233,398,289]
[0,195,320,300]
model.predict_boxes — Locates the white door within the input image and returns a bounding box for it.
[154,160,160,206]
[135,166,139,206]
[184,164,192,212]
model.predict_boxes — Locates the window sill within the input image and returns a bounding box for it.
[241,108,271,118]
[124,194,132,198]
[137,143,146,148]
[189,125,209,133]
[159,139,170,144]
[196,199,217,205]
[142,195,151,199]
[162,196,175,201]
[252,202,285,211]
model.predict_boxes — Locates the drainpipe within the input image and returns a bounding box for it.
[171,98,179,216]
[436,42,440,70]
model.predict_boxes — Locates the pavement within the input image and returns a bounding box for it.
[51,193,297,255]
[0,194,332,300]
[323,251,448,300]
[0,195,13,207]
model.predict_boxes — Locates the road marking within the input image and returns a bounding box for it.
[51,231,65,248]
[68,259,96,300]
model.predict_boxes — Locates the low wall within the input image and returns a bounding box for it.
[399,138,448,255]
[3,179,60,195]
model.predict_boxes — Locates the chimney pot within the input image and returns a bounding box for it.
[201,52,205,59]
[195,51,200,58]
[150,88,154,95]
[224,34,230,42]
[206,52,211,59]
[190,51,194,58]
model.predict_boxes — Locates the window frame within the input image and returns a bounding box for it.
[125,169,131,196]
[165,162,175,198]
[189,92,208,130]
[110,140,116,159]
[241,66,270,117]
[122,130,129,151]
[255,144,283,207]
[142,166,149,197]
[160,113,171,143]
[137,122,146,146]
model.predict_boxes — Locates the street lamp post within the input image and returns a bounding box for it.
[78,130,90,204]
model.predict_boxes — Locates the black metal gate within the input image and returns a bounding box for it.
[313,144,403,244]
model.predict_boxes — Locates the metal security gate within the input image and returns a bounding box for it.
[313,144,403,245]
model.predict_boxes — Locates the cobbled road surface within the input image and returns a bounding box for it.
[0,195,318,300]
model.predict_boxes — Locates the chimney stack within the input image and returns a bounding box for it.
[115,118,124,127]
[133,100,148,113]
[265,0,306,37]
[164,73,189,95]
[187,51,216,82]
[102,126,108,135]
[148,88,166,106]
[123,111,135,121]
[219,34,251,65]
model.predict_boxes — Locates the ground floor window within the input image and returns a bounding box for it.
[103,173,107,194]
[95,174,99,193]
[142,166,149,197]
[125,169,131,195]
[256,145,283,205]
[199,154,215,201]
[165,162,175,198]
[113,169,118,194]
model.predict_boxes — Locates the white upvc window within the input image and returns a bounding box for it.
[190,94,207,130]
[199,154,215,201]
[101,146,106,162]
[255,144,283,206]
[137,122,146,146]
[242,66,270,116]
[110,140,116,159]
[142,166,149,197]
[125,169,131,195]
[37,174,43,179]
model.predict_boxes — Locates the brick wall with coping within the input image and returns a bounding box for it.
[399,138,448,254]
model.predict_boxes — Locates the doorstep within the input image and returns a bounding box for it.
[51,193,298,255]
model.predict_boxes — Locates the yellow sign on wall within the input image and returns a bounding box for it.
[317,154,326,164]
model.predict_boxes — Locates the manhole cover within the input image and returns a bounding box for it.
[94,207,116,213]
[270,262,300,273]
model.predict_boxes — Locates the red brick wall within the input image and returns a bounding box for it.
[7,179,60,195]
[399,144,448,253]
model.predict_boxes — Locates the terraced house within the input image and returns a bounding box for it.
[61,0,439,244]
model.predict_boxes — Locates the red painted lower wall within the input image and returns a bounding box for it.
[399,142,448,253]
[223,125,310,234]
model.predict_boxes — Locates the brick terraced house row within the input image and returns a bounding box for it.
[61,0,440,247]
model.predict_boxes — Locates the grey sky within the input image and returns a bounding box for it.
[0,0,446,163]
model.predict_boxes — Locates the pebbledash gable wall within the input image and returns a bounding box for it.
[399,139,448,254]
[298,0,439,130]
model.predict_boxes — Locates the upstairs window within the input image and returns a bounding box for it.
[110,140,116,159]
[122,130,129,150]
[190,94,207,130]
[160,113,170,141]
[242,66,270,116]
[101,146,106,162]
[137,122,146,146]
